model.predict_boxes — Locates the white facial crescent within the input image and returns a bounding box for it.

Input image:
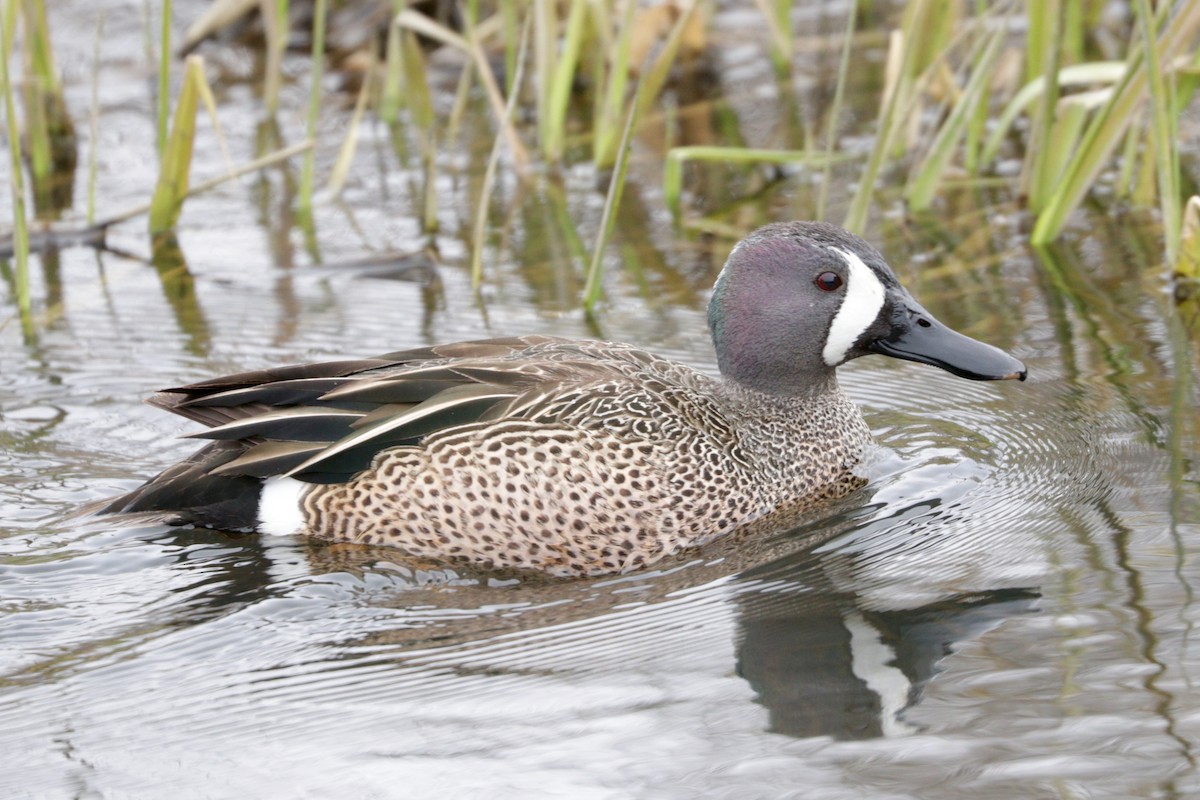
[822,248,887,367]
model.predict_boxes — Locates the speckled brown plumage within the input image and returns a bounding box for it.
[296,340,871,576]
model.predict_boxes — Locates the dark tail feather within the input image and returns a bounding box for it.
[97,441,263,531]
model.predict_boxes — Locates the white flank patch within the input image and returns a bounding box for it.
[258,476,308,536]
[822,247,887,367]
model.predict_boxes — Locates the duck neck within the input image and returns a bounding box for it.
[716,371,846,417]
[719,369,841,403]
[716,374,872,475]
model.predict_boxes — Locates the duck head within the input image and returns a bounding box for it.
[709,221,1027,396]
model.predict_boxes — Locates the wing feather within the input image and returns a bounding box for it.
[135,335,710,487]
[285,384,518,479]
[186,406,367,443]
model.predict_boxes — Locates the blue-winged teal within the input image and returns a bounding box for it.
[101,222,1026,576]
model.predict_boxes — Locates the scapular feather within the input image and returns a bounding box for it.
[208,441,327,478]
[320,377,472,405]
[165,358,396,396]
[186,406,365,443]
[179,377,356,409]
[286,386,515,478]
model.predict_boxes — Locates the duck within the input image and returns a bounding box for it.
[100,221,1026,577]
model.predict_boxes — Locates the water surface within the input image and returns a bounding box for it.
[2,2,1199,798]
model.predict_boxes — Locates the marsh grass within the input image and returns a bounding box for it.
[156,0,171,154]
[86,13,103,225]
[298,0,326,213]
[843,0,960,233]
[262,0,289,115]
[10,0,74,217]
[0,0,29,317]
[470,11,531,288]
[816,0,856,221]
[3,0,1200,319]
[1028,2,1200,251]
[149,56,209,235]
[583,62,647,311]
[827,0,1200,303]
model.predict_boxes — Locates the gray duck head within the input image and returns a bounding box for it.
[708,221,1027,396]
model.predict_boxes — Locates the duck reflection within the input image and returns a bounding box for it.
[735,584,1037,740]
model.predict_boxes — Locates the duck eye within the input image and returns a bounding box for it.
[815,271,843,292]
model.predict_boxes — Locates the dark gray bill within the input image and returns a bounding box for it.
[868,299,1027,381]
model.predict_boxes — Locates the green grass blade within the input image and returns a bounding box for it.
[1175,47,1200,109]
[297,0,326,214]
[20,0,73,192]
[2,0,14,56]
[24,0,61,91]
[980,62,1123,167]
[394,8,528,170]
[401,27,435,132]
[583,73,648,311]
[148,55,203,235]
[379,0,404,123]
[1028,95,1090,212]
[1113,112,1141,199]
[327,50,371,198]
[1022,0,1063,204]
[87,12,104,224]
[0,3,30,315]
[633,0,703,124]
[533,0,555,153]
[20,46,52,186]
[817,0,857,221]
[421,130,438,234]
[843,29,905,233]
[905,26,1004,210]
[444,59,471,148]
[1134,0,1179,263]
[177,51,233,175]
[383,1,435,133]
[500,0,518,96]
[156,0,171,155]
[470,11,531,288]
[664,149,683,220]
[261,0,288,114]
[541,0,586,161]
[593,0,638,169]
[1024,0,1050,83]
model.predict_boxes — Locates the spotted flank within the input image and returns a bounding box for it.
[99,221,1026,577]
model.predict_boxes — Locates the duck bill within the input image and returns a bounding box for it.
[868,299,1027,381]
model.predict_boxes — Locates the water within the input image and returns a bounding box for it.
[3,2,1199,798]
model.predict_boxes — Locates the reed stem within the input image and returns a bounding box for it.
[1,2,30,314]
[298,0,326,214]
[157,0,171,156]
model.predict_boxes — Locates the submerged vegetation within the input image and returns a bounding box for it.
[1,0,1199,327]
